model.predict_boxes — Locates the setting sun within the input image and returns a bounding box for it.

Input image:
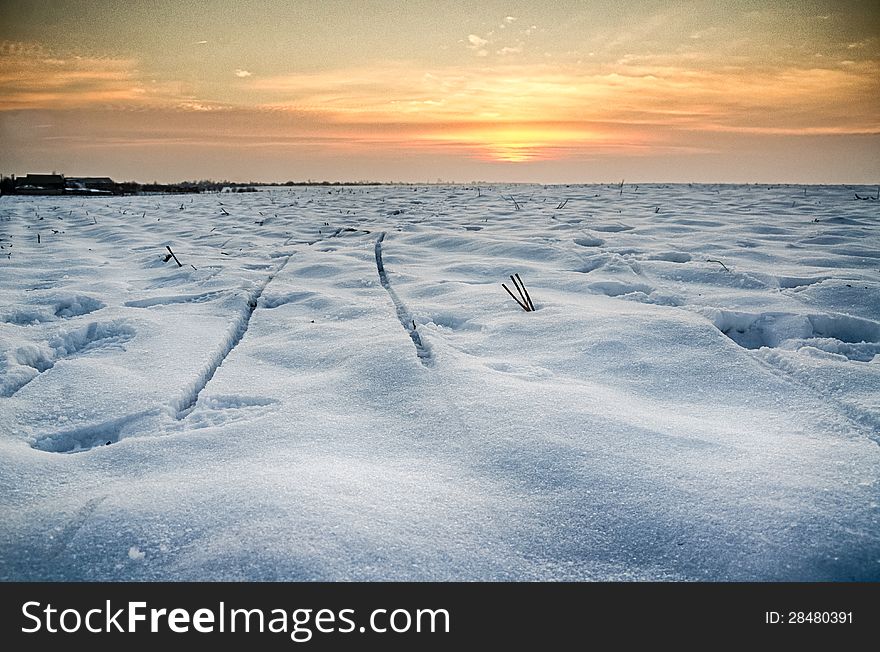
[421,124,612,162]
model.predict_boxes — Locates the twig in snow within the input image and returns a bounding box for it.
[501,195,522,210]
[503,273,536,312]
[706,258,729,272]
[502,282,529,311]
[513,273,535,311]
[510,275,528,307]
[163,246,182,267]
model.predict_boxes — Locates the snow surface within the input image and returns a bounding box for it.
[0,184,878,580]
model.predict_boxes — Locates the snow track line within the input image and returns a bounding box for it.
[31,245,301,451]
[750,351,880,448]
[172,252,295,419]
[49,495,107,559]
[374,232,431,365]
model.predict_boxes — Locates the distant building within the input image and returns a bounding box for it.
[10,173,120,195]
[66,177,117,194]
[15,173,65,194]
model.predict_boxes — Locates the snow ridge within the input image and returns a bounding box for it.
[5,320,136,397]
[31,408,160,453]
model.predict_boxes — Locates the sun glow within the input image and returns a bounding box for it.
[479,128,568,162]
[420,125,614,162]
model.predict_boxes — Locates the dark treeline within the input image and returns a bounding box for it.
[135,180,394,192]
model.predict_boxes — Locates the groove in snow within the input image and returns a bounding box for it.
[374,232,431,365]
[172,253,295,418]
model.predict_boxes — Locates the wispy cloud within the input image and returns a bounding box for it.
[248,60,879,128]
[234,69,253,77]
[177,100,228,112]
[497,45,523,56]
[466,34,489,57]
[0,41,210,111]
[0,42,148,110]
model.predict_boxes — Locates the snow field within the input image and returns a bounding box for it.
[1,184,878,580]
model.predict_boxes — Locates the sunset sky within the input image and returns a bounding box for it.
[1,0,878,183]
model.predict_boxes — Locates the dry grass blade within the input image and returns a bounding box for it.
[514,273,535,311]
[502,283,529,311]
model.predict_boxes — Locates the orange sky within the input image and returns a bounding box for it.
[1,1,878,182]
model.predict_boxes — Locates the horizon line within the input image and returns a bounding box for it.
[3,174,879,188]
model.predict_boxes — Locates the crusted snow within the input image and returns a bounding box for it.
[0,184,878,580]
